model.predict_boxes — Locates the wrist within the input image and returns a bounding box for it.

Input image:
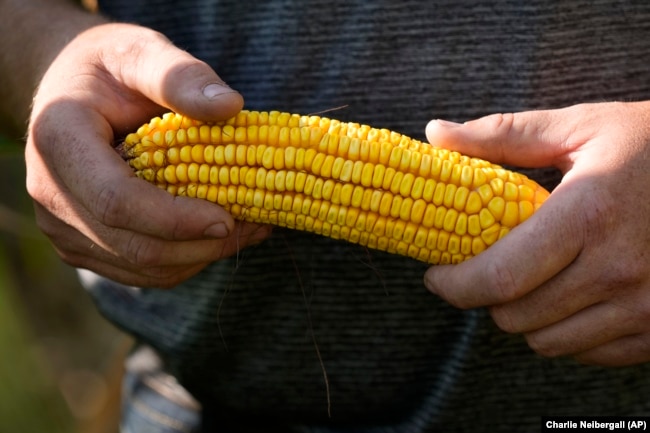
[0,0,107,137]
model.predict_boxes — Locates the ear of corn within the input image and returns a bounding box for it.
[117,110,549,265]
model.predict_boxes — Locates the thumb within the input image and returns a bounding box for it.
[425,109,580,169]
[116,24,243,121]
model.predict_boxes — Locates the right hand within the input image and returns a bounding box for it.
[26,23,271,288]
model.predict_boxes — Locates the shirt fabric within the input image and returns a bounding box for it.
[90,1,650,431]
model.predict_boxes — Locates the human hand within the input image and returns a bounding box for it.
[424,101,650,366]
[26,23,271,288]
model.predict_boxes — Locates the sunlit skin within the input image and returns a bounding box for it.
[424,102,650,366]
[24,23,273,288]
[3,0,650,366]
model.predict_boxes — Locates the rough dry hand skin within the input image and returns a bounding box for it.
[117,110,549,264]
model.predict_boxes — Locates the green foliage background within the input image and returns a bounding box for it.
[0,137,123,433]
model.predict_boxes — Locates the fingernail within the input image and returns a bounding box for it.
[204,222,229,238]
[203,82,234,99]
[435,119,461,127]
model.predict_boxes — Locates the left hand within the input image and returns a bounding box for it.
[423,101,650,366]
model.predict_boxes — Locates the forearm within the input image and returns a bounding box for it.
[0,0,106,137]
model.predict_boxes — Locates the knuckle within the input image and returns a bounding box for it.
[524,333,562,358]
[484,260,521,302]
[92,183,129,228]
[489,306,519,334]
[122,234,163,268]
[579,192,614,231]
[601,257,647,290]
[25,172,44,202]
[490,112,516,133]
[481,113,516,160]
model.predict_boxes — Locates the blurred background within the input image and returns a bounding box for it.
[2,2,130,432]
[0,134,129,433]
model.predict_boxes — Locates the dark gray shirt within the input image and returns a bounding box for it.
[91,1,650,431]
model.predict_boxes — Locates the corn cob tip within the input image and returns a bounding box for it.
[114,141,129,160]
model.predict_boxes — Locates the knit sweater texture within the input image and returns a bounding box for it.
[91,1,650,431]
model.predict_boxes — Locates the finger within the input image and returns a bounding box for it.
[35,205,206,287]
[424,179,584,308]
[37,201,271,287]
[114,25,243,121]
[522,301,641,359]
[90,219,270,269]
[425,105,596,170]
[82,223,270,288]
[35,199,270,268]
[487,220,647,334]
[107,221,271,268]
[28,104,237,241]
[487,250,606,333]
[70,252,209,289]
[574,334,650,367]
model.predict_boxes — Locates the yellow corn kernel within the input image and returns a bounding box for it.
[119,110,550,265]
